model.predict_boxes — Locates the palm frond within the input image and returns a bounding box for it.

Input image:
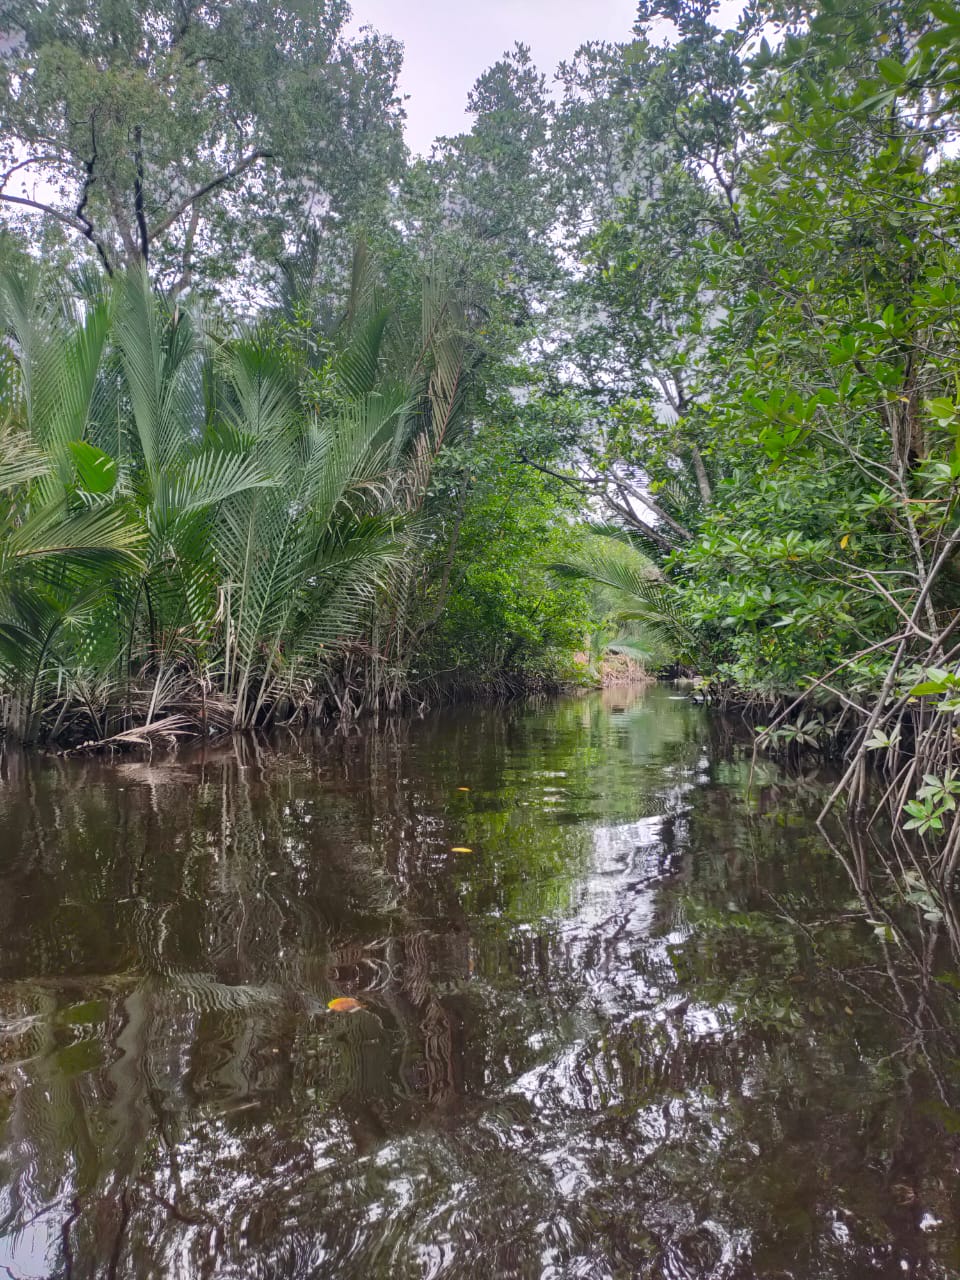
[549,538,698,661]
[113,268,201,478]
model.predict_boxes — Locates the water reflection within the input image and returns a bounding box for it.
[0,688,956,1277]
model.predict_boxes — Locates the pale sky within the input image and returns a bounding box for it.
[350,0,640,155]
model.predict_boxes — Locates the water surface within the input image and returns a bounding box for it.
[0,687,958,1278]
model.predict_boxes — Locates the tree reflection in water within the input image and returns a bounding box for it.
[0,688,956,1278]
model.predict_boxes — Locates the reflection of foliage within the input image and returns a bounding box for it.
[0,691,958,1275]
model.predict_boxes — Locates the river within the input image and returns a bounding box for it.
[0,686,957,1278]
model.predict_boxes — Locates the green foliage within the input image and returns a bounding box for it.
[0,252,529,741]
[548,528,697,669]
[490,0,960,719]
[12,0,960,765]
[422,458,591,682]
[0,0,405,298]
[903,772,960,835]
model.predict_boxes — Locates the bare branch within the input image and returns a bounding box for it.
[170,202,201,307]
[518,450,677,553]
[605,470,692,541]
[689,444,713,505]
[149,149,272,240]
[0,191,84,231]
[0,154,68,190]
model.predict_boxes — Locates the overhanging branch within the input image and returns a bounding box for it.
[0,191,111,272]
[150,149,273,240]
[518,449,677,553]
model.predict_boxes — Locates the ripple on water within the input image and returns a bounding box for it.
[0,687,957,1278]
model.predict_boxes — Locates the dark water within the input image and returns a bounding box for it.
[0,688,958,1279]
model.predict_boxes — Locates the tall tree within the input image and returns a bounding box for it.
[0,0,405,297]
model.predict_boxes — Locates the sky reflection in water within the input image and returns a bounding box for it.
[0,687,957,1278]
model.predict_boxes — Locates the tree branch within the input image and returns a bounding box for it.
[76,113,114,274]
[604,470,692,541]
[518,450,677,553]
[689,444,713,505]
[170,201,201,307]
[149,149,273,240]
[602,491,677,553]
[0,174,114,273]
[133,126,149,261]
[0,192,84,231]
[0,154,68,189]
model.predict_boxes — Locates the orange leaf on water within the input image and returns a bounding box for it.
[327,997,364,1013]
[457,786,471,791]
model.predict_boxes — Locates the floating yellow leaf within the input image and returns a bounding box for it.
[451,846,473,854]
[327,997,363,1013]
[457,786,471,791]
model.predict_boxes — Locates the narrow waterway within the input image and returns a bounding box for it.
[0,687,957,1279]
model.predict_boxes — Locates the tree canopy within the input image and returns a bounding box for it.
[0,0,405,296]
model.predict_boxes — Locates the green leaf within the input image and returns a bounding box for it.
[68,441,118,494]
[926,397,957,425]
[877,57,908,86]
[911,680,949,695]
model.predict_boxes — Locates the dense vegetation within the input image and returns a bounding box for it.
[0,256,592,743]
[6,0,960,847]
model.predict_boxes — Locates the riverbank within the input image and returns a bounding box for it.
[34,668,583,755]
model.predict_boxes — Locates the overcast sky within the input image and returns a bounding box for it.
[350,0,640,155]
